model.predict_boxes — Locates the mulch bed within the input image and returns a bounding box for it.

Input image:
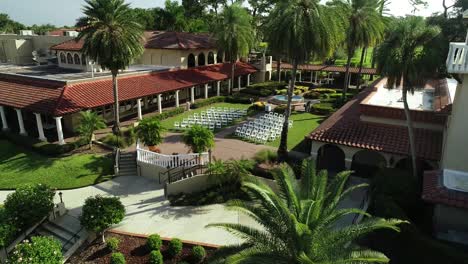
[67,232,216,264]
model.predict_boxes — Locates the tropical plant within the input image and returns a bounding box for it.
[110,252,126,264]
[192,245,206,262]
[78,0,144,134]
[182,125,214,153]
[265,0,344,161]
[213,3,254,95]
[149,250,163,264]
[106,237,120,252]
[207,159,406,263]
[168,238,183,257]
[80,195,125,243]
[147,234,163,251]
[77,110,107,149]
[136,118,165,148]
[9,236,63,264]
[207,159,254,191]
[375,16,441,178]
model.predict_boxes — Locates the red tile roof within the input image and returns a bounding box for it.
[47,28,76,36]
[275,62,377,75]
[51,31,216,52]
[0,62,257,116]
[308,78,444,161]
[422,170,468,210]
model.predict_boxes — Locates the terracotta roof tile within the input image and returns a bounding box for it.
[422,170,468,210]
[50,39,84,51]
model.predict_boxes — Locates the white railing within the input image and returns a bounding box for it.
[447,42,468,74]
[136,141,209,169]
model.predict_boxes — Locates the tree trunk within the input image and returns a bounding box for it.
[343,54,353,101]
[230,58,235,95]
[101,231,106,244]
[277,57,281,82]
[356,47,367,90]
[111,71,120,135]
[402,86,418,179]
[277,59,297,161]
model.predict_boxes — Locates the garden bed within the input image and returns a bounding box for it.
[67,232,217,264]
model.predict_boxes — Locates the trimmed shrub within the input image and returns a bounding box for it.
[276,89,287,95]
[241,88,273,96]
[110,252,126,264]
[247,81,286,90]
[168,238,183,257]
[225,95,257,104]
[328,93,353,99]
[150,107,185,121]
[135,118,165,147]
[304,91,320,99]
[313,88,336,94]
[4,184,55,230]
[254,149,278,163]
[106,237,120,252]
[273,105,287,114]
[311,103,335,115]
[101,127,137,148]
[192,245,206,262]
[9,236,63,264]
[182,125,215,153]
[146,234,162,251]
[191,96,225,108]
[149,250,163,264]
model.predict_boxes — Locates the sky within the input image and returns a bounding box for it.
[0,0,457,27]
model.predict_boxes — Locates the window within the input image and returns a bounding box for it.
[74,54,81,65]
[198,53,205,66]
[60,53,66,63]
[81,54,86,65]
[187,53,195,68]
[66,53,73,64]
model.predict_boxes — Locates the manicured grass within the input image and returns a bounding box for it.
[266,112,324,151]
[160,102,252,130]
[0,140,113,189]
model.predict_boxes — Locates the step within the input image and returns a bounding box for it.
[42,222,77,242]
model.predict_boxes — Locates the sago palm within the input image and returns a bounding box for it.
[207,159,406,263]
[77,110,106,149]
[266,0,344,161]
[78,0,144,134]
[375,17,441,179]
[213,4,254,95]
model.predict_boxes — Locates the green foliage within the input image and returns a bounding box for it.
[311,103,335,115]
[146,234,163,251]
[207,159,254,188]
[313,88,337,94]
[0,13,25,33]
[4,184,54,230]
[149,250,163,264]
[191,96,225,108]
[9,236,63,264]
[110,252,126,264]
[182,125,214,153]
[106,237,120,252]
[168,238,183,257]
[243,81,287,96]
[225,95,257,104]
[101,128,137,148]
[136,118,165,146]
[0,221,16,248]
[80,195,125,234]
[253,149,278,164]
[303,91,321,99]
[77,110,107,148]
[192,245,206,262]
[273,105,287,114]
[275,89,287,95]
[241,88,273,97]
[151,107,185,120]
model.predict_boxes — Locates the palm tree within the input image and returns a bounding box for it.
[76,110,107,149]
[333,0,385,99]
[213,3,254,95]
[182,125,215,153]
[78,0,144,134]
[266,0,344,161]
[207,159,406,263]
[375,16,441,179]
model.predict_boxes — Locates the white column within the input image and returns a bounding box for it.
[247,74,251,87]
[175,90,180,108]
[0,106,8,131]
[299,71,302,82]
[204,84,209,99]
[190,86,195,103]
[15,108,27,136]
[136,99,143,120]
[34,113,47,141]
[55,116,65,145]
[238,76,241,91]
[157,94,162,114]
[216,81,221,96]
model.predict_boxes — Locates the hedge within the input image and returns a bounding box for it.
[150,107,185,120]
[311,103,335,115]
[225,95,257,104]
[241,88,273,97]
[313,88,337,94]
[191,96,226,108]
[304,91,320,99]
[247,81,287,90]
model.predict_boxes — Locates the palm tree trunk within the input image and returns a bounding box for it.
[356,47,366,90]
[402,87,418,179]
[230,58,235,95]
[343,54,352,101]
[277,57,281,82]
[277,59,297,161]
[111,71,120,135]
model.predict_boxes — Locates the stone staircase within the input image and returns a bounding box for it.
[118,151,137,176]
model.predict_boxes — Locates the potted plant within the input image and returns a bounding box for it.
[135,118,165,152]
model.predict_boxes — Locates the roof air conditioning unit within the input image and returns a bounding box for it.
[65,31,79,37]
[19,30,34,36]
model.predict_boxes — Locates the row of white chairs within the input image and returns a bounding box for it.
[235,113,293,143]
[174,107,247,131]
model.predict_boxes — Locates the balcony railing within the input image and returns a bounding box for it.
[447,42,468,74]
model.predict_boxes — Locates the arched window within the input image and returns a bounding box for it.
[66,53,73,64]
[81,54,86,65]
[74,54,81,65]
[59,53,66,63]
[207,52,214,64]
[187,53,195,68]
[198,52,205,66]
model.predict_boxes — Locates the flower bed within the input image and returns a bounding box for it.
[67,232,217,264]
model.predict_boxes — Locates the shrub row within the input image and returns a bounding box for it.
[101,127,136,148]
[247,81,287,90]
[313,88,337,94]
[311,103,335,115]
[191,96,225,108]
[150,107,185,120]
[241,87,273,97]
[303,91,320,99]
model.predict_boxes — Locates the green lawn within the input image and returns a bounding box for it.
[160,102,252,130]
[267,112,324,152]
[0,140,113,189]
[311,47,374,68]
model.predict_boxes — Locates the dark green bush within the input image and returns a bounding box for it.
[106,237,120,252]
[9,236,63,264]
[254,149,278,163]
[110,252,126,264]
[225,95,257,104]
[313,88,337,94]
[241,88,273,96]
[150,107,185,120]
[328,93,353,99]
[80,195,125,236]
[146,234,162,251]
[149,250,163,264]
[311,103,335,115]
[192,245,206,262]
[273,105,287,114]
[168,238,183,257]
[304,91,321,99]
[276,89,287,95]
[192,96,225,108]
[101,129,136,148]
[247,81,287,90]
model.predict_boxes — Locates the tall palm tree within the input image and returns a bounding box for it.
[375,17,441,179]
[266,0,344,161]
[333,0,385,99]
[78,0,144,134]
[207,159,406,263]
[213,4,254,95]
